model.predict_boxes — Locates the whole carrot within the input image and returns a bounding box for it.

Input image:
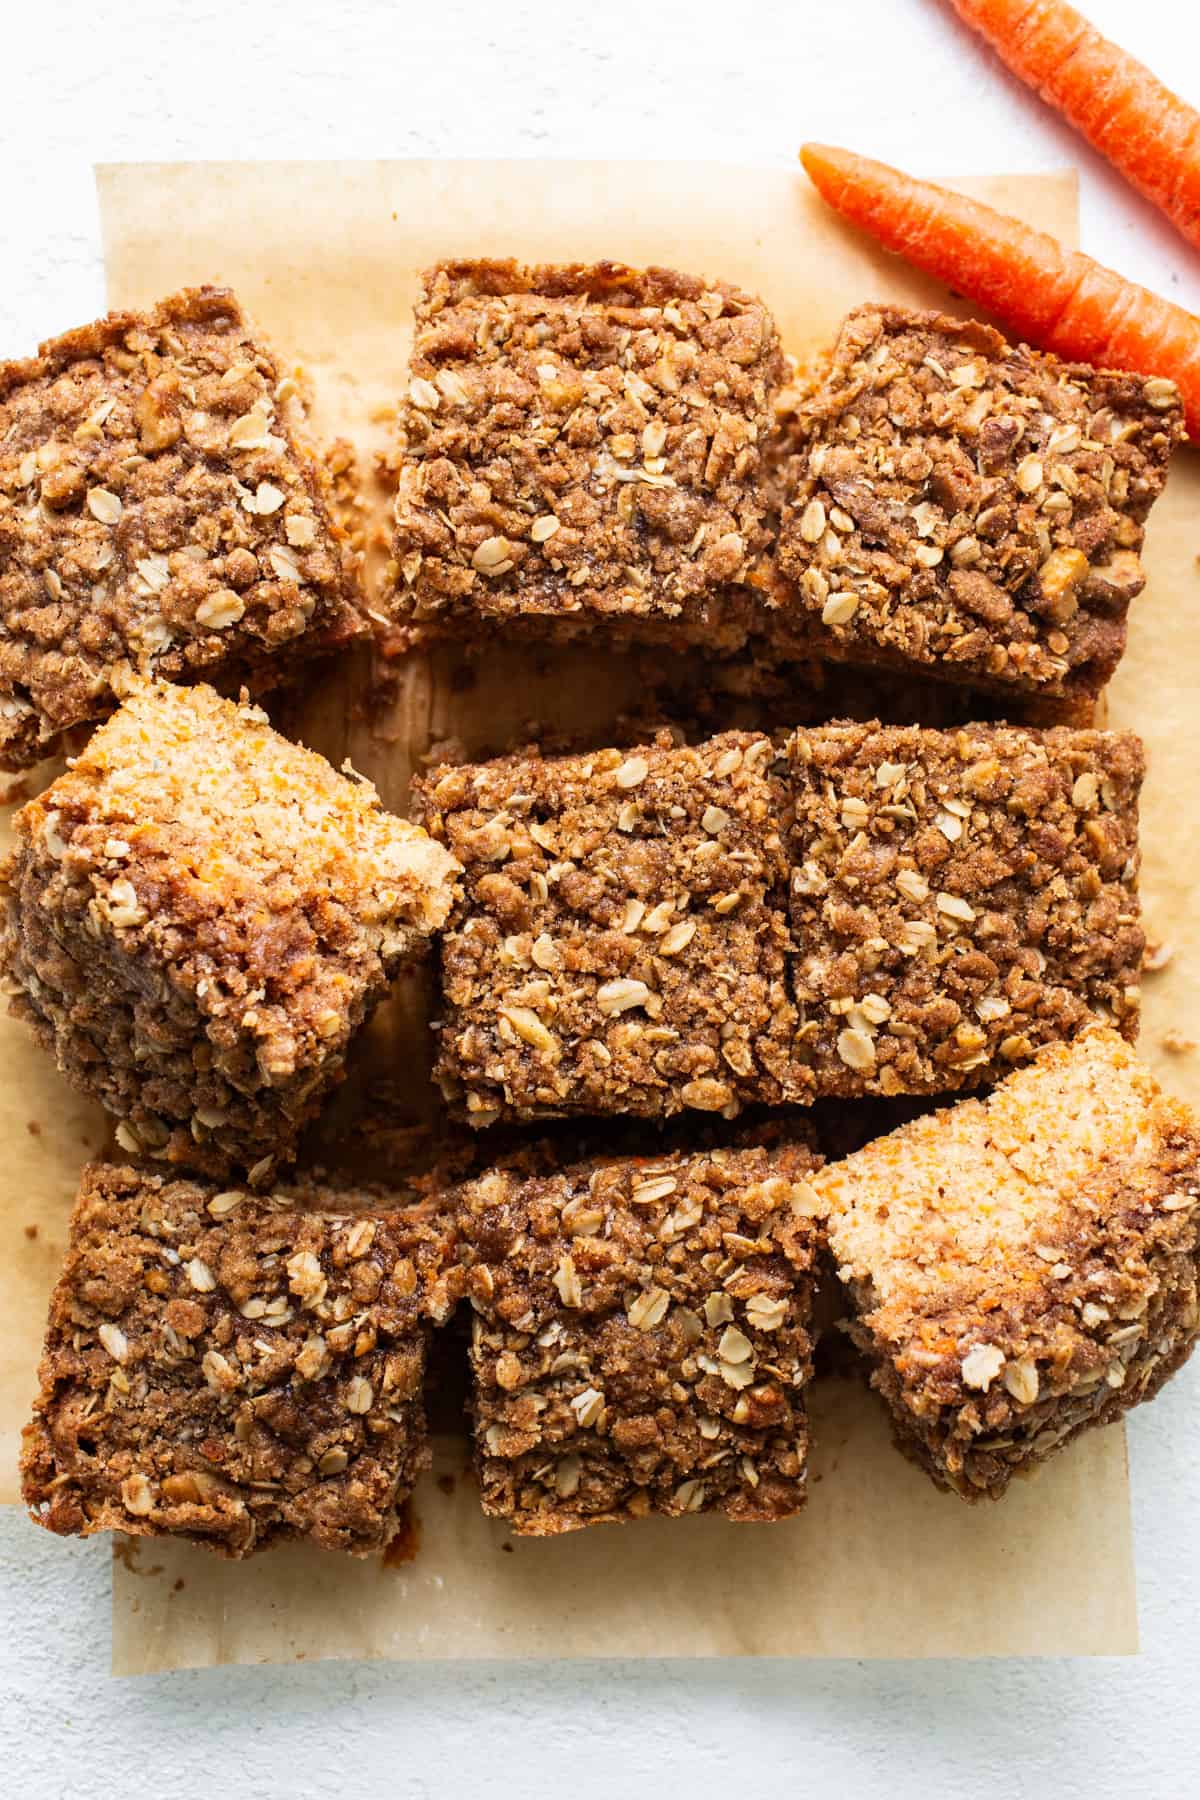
[948,0,1200,251]
[800,142,1200,440]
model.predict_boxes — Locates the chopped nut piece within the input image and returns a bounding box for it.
[98,1322,128,1363]
[596,978,651,1016]
[500,1005,558,1053]
[453,1141,822,1532]
[817,1029,1200,1499]
[960,1344,1004,1391]
[836,1028,876,1072]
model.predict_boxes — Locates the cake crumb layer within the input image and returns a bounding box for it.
[816,1029,1200,1498]
[0,679,460,1177]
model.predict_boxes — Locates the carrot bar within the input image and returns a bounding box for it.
[455,1141,824,1532]
[414,731,797,1127]
[784,720,1144,1099]
[0,680,460,1179]
[379,260,783,655]
[815,1029,1200,1498]
[22,1162,457,1556]
[772,306,1182,700]
[0,286,364,769]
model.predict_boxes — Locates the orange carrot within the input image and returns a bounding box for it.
[948,0,1200,250]
[800,142,1200,440]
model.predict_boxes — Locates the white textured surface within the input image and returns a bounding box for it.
[3,0,1200,1792]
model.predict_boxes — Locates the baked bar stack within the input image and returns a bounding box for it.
[454,1140,824,1531]
[0,679,460,1178]
[815,1029,1200,1498]
[0,286,363,768]
[22,1162,458,1556]
[9,267,1198,1559]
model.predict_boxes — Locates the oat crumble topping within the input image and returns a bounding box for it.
[0,680,460,1177]
[415,730,797,1125]
[381,260,784,653]
[22,1161,457,1555]
[0,286,363,767]
[784,721,1144,1098]
[772,307,1183,699]
[454,1140,823,1530]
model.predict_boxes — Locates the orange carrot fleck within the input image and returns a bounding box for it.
[948,0,1200,251]
[800,142,1200,440]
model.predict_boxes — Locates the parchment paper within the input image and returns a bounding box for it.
[109,1383,1132,1671]
[20,155,1195,1668]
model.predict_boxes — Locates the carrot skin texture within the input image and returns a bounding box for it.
[799,142,1200,440]
[949,0,1200,249]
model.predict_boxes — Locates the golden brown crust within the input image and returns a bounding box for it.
[772,306,1183,699]
[414,730,797,1126]
[0,285,364,769]
[380,259,784,651]
[21,1161,458,1556]
[454,1140,824,1531]
[0,680,461,1178]
[784,721,1144,1098]
[817,1030,1200,1498]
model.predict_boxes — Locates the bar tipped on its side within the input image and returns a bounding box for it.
[815,1028,1200,1499]
[0,679,461,1179]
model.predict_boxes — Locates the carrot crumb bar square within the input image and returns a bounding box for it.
[22,1162,457,1556]
[0,286,363,768]
[815,1030,1200,1498]
[414,731,797,1126]
[773,307,1183,701]
[784,721,1144,1098]
[0,680,460,1178]
[381,260,784,652]
[455,1141,824,1531]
